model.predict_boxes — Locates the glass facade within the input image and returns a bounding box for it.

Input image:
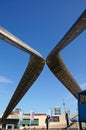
[20,119,39,126]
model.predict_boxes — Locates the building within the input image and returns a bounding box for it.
[54,106,61,115]
[0,111,66,129]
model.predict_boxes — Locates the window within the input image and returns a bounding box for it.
[49,116,60,122]
[20,119,39,126]
[80,94,86,103]
[22,124,25,126]
[8,125,12,129]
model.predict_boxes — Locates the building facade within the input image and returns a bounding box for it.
[0,112,66,129]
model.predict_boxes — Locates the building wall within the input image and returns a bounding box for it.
[0,113,67,129]
[49,115,66,128]
[34,114,46,128]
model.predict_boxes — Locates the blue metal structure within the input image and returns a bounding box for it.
[78,90,86,129]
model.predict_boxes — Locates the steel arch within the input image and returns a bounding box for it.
[0,27,45,123]
[46,10,86,98]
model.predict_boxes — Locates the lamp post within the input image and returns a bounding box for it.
[63,99,66,115]
[63,99,69,129]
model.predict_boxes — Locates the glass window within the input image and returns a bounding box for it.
[22,124,25,126]
[80,94,86,103]
[49,116,59,122]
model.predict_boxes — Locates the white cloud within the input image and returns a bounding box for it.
[0,76,12,83]
[80,82,86,90]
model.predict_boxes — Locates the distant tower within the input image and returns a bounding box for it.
[54,106,61,115]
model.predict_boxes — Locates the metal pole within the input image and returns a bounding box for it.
[63,99,66,115]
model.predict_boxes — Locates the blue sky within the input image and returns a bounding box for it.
[0,0,86,115]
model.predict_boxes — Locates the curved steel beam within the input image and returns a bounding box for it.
[0,27,45,123]
[46,10,86,98]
